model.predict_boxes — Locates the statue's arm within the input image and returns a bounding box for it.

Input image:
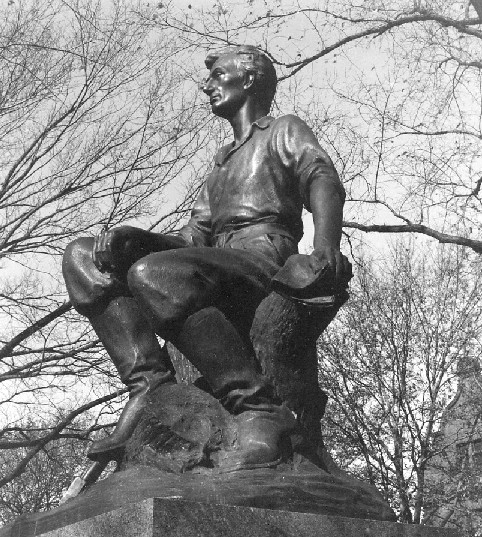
[93,182,212,274]
[309,179,351,287]
[92,227,187,274]
[273,115,351,286]
[302,135,351,287]
[170,181,212,248]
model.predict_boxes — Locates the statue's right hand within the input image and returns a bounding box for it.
[92,226,144,273]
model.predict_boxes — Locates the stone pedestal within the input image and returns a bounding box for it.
[0,465,461,537]
[3,497,460,537]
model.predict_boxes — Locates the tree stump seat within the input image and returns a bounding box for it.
[164,289,346,468]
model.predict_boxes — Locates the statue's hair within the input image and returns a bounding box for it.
[205,45,277,113]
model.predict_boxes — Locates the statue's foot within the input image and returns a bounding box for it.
[218,404,296,473]
[87,377,175,462]
[87,394,146,461]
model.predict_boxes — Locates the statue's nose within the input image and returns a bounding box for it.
[202,82,213,95]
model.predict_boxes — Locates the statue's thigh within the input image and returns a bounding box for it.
[130,247,275,323]
[188,247,277,330]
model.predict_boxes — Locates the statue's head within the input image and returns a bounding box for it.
[203,45,277,117]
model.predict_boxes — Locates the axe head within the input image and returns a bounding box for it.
[271,254,350,307]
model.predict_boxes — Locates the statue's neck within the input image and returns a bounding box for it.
[228,101,267,144]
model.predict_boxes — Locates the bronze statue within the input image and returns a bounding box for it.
[62,45,351,472]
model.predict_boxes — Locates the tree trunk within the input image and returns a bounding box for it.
[168,291,344,450]
[250,291,341,447]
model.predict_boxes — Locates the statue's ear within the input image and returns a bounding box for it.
[244,71,256,91]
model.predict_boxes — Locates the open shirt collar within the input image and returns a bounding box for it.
[215,115,274,166]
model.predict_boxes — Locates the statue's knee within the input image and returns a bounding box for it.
[127,257,156,292]
[62,237,95,281]
[128,256,175,305]
[127,256,200,326]
[63,236,117,315]
[128,253,187,292]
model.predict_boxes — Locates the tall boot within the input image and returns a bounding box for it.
[172,306,296,470]
[86,296,175,461]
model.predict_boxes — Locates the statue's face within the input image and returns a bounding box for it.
[203,55,248,119]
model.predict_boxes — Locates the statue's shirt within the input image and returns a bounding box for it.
[179,115,344,251]
[64,116,345,313]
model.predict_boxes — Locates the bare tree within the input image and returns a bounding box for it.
[423,355,482,534]
[140,0,482,524]
[0,414,97,525]
[317,240,482,523]
[5,0,482,522]
[0,0,216,515]
[154,0,482,256]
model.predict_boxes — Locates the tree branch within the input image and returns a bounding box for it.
[279,11,482,78]
[0,302,72,359]
[0,390,125,488]
[343,221,482,254]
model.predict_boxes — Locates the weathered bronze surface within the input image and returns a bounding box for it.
[53,45,398,526]
[61,44,351,470]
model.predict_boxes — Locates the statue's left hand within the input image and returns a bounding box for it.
[93,226,147,273]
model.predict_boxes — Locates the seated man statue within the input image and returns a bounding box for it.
[62,45,351,471]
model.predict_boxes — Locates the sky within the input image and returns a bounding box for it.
[4,0,477,424]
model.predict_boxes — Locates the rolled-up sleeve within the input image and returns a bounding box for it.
[271,115,345,212]
[175,181,212,247]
